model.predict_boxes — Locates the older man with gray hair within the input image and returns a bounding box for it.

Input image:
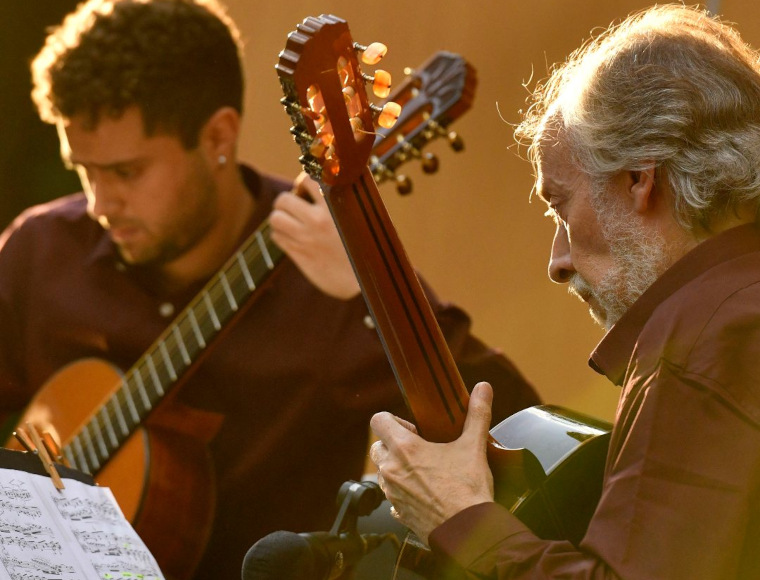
[370,4,760,578]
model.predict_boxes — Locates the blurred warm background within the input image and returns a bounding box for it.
[2,1,755,422]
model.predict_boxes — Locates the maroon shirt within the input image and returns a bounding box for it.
[0,165,539,579]
[430,223,760,579]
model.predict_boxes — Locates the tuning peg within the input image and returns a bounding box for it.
[289,126,310,145]
[354,42,388,65]
[448,131,465,152]
[309,142,325,158]
[370,163,387,183]
[371,102,401,129]
[421,152,439,174]
[395,174,413,195]
[349,116,365,134]
[362,70,392,99]
[299,155,323,177]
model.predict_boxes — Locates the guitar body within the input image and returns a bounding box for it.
[494,405,610,544]
[7,359,218,580]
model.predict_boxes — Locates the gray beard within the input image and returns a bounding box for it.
[569,193,668,330]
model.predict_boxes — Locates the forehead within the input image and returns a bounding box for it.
[61,107,180,164]
[534,137,588,203]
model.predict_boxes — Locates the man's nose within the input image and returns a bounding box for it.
[548,223,574,283]
[85,177,123,223]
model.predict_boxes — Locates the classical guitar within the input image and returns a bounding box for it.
[276,14,611,578]
[5,50,477,580]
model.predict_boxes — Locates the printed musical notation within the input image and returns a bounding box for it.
[0,471,163,580]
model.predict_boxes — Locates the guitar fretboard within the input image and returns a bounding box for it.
[63,223,283,474]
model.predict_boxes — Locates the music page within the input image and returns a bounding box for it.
[0,469,164,580]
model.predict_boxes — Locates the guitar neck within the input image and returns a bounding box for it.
[63,221,283,474]
[324,166,469,442]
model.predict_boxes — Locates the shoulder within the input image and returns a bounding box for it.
[0,193,100,258]
[239,164,293,208]
[2,193,90,233]
[640,251,760,424]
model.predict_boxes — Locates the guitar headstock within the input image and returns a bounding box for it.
[371,51,477,194]
[276,15,400,186]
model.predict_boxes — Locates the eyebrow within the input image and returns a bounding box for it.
[67,157,143,171]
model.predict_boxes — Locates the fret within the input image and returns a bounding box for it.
[256,230,275,269]
[63,446,77,471]
[172,325,192,365]
[74,434,90,474]
[209,284,233,325]
[236,251,256,291]
[158,342,177,383]
[91,416,109,459]
[146,353,166,396]
[220,272,238,311]
[227,261,254,305]
[133,371,153,411]
[177,316,202,358]
[188,309,207,348]
[121,381,141,424]
[110,394,130,437]
[82,425,101,470]
[100,406,119,448]
[203,293,222,331]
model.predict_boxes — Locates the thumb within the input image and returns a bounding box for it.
[293,171,323,203]
[461,382,493,444]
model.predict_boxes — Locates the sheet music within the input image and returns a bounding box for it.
[0,469,164,580]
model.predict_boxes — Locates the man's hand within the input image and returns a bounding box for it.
[369,382,496,544]
[269,172,361,300]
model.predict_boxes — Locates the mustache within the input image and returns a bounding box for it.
[568,273,594,302]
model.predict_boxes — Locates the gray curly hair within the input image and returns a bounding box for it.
[515,4,760,232]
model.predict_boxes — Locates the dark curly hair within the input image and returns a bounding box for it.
[31,0,244,149]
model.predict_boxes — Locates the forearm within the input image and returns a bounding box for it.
[430,503,617,579]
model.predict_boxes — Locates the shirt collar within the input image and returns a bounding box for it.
[590,222,760,385]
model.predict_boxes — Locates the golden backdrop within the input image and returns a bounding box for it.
[223,0,758,422]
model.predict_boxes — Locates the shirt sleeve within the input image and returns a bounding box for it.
[429,502,616,579]
[427,360,760,580]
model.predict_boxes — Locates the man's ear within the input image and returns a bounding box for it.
[629,166,657,214]
[199,106,240,163]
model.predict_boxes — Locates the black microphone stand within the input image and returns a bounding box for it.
[307,480,399,579]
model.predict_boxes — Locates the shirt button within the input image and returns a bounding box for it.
[115,262,126,272]
[159,302,175,318]
[363,314,376,329]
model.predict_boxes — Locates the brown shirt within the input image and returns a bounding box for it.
[0,165,539,579]
[430,223,760,579]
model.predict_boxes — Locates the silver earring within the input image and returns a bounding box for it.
[218,154,227,165]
